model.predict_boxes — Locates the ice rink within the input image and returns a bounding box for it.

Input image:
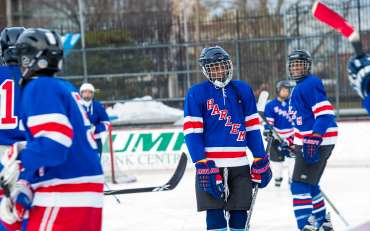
[103,121,370,231]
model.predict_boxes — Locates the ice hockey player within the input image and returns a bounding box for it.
[347,53,370,116]
[0,26,27,231]
[79,82,111,157]
[0,28,103,230]
[184,45,272,231]
[287,49,337,231]
[263,79,295,187]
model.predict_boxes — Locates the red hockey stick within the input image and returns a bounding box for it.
[312,0,363,55]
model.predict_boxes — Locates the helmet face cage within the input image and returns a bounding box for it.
[288,58,311,80]
[202,59,233,88]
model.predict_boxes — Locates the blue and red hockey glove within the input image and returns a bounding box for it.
[0,179,33,231]
[195,159,224,200]
[347,53,370,115]
[302,135,323,164]
[251,156,272,188]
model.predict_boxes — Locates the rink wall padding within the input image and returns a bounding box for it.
[100,121,370,172]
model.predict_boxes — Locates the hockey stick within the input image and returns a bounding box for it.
[245,185,258,231]
[104,182,121,204]
[244,91,274,231]
[312,0,363,56]
[321,190,350,227]
[256,91,286,143]
[104,152,188,195]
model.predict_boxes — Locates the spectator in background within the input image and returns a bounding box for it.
[80,83,111,157]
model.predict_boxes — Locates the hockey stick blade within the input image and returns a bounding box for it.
[257,91,269,113]
[104,152,188,195]
[257,90,287,143]
[312,0,363,56]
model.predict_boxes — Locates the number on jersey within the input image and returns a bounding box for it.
[0,79,17,129]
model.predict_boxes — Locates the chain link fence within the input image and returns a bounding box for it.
[2,0,370,114]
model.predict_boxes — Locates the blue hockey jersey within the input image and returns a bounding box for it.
[264,98,294,139]
[0,66,25,145]
[18,76,103,208]
[184,80,266,168]
[289,75,338,145]
[83,100,111,139]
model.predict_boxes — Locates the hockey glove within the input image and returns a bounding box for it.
[277,141,293,157]
[0,180,33,230]
[302,135,322,164]
[0,142,26,190]
[262,128,273,140]
[251,156,272,188]
[195,159,224,200]
[347,53,370,99]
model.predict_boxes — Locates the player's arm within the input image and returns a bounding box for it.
[263,102,275,127]
[94,101,111,136]
[239,82,271,188]
[183,87,206,163]
[310,80,336,135]
[240,84,266,158]
[17,85,73,173]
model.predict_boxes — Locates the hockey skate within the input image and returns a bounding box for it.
[318,213,334,231]
[301,215,317,231]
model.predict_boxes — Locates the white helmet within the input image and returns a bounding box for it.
[80,83,95,93]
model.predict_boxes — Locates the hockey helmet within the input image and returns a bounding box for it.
[80,83,95,94]
[0,27,26,65]
[288,49,312,80]
[199,46,233,88]
[276,79,293,94]
[14,28,63,83]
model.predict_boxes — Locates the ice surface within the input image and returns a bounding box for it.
[103,121,370,231]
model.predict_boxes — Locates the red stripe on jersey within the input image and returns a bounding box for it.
[29,122,73,138]
[293,199,312,205]
[36,183,104,193]
[295,131,338,139]
[206,151,246,158]
[313,200,325,209]
[313,105,334,114]
[278,129,294,135]
[183,121,203,130]
[245,118,260,127]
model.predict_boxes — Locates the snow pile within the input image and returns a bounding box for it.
[106,96,183,125]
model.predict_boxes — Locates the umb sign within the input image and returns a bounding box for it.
[101,127,188,170]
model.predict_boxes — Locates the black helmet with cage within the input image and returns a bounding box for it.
[199,46,233,88]
[288,49,312,81]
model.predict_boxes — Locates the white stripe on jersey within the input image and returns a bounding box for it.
[27,113,72,128]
